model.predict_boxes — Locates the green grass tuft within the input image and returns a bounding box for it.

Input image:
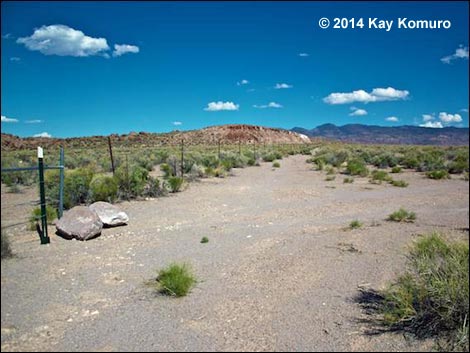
[390,179,409,187]
[200,236,209,244]
[156,263,196,297]
[349,220,363,229]
[426,170,450,180]
[387,208,416,222]
[272,161,281,168]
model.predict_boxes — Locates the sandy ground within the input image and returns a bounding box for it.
[1,155,468,352]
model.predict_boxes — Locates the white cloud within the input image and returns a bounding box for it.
[254,102,283,109]
[299,53,309,57]
[323,87,409,105]
[459,108,468,113]
[386,116,399,122]
[1,115,19,123]
[2,33,12,39]
[247,88,256,92]
[420,121,443,128]
[25,119,43,124]
[274,83,293,89]
[33,132,52,138]
[10,57,20,61]
[441,45,469,64]
[237,79,249,86]
[17,25,109,57]
[204,101,239,111]
[349,108,368,116]
[113,44,139,57]
[422,114,435,122]
[439,112,462,123]
[173,121,182,126]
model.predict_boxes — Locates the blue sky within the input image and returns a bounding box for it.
[1,1,469,138]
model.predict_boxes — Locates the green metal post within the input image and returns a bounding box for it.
[58,147,64,219]
[37,147,50,244]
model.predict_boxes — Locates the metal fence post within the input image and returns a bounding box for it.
[108,136,115,175]
[180,139,184,178]
[58,147,64,219]
[37,147,50,244]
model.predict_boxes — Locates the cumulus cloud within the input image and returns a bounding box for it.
[113,44,139,57]
[323,87,409,104]
[274,83,293,89]
[204,101,239,111]
[25,119,43,124]
[17,25,110,57]
[173,121,182,126]
[349,107,367,116]
[33,132,52,138]
[439,112,462,123]
[460,108,468,113]
[237,79,249,86]
[422,114,435,122]
[298,53,309,57]
[420,121,443,128]
[253,102,283,109]
[1,115,19,123]
[441,45,469,64]
[386,116,399,122]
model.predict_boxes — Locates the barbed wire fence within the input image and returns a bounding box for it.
[1,138,315,245]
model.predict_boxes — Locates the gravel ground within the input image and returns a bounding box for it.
[1,155,468,352]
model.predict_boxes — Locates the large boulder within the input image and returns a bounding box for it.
[56,206,103,241]
[89,202,129,227]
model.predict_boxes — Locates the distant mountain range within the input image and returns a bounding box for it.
[292,124,469,146]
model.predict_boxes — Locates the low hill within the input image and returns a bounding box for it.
[1,124,310,151]
[292,124,469,146]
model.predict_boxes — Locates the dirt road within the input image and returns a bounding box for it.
[1,155,468,351]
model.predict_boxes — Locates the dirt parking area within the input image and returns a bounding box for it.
[1,155,468,351]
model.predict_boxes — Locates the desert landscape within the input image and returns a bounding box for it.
[1,127,468,351]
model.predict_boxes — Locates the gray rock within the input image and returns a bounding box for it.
[89,202,129,227]
[56,206,103,241]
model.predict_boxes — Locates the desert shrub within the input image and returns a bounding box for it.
[371,170,392,183]
[325,175,336,181]
[391,166,402,173]
[349,220,363,229]
[200,154,219,168]
[1,231,13,260]
[346,159,369,177]
[391,180,409,187]
[144,176,167,197]
[167,176,183,193]
[247,158,256,166]
[7,184,21,193]
[426,170,449,180]
[115,165,149,199]
[379,233,468,351]
[447,152,469,174]
[89,174,118,203]
[343,177,354,184]
[262,150,283,162]
[272,161,281,168]
[200,236,209,244]
[325,166,336,175]
[63,168,94,208]
[372,153,398,169]
[29,205,57,230]
[387,208,416,222]
[160,163,173,178]
[156,263,196,297]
